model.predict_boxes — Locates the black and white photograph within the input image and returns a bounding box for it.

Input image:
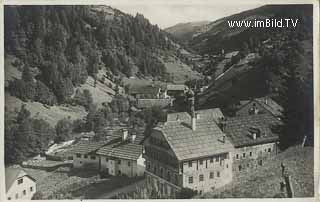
[1,0,319,200]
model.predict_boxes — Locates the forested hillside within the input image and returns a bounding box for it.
[5,5,187,104]
[190,5,313,148]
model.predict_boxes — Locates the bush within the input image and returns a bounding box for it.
[177,187,197,199]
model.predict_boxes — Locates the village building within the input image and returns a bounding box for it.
[129,85,162,99]
[165,84,188,98]
[143,100,234,196]
[70,129,145,177]
[235,97,283,118]
[135,98,173,110]
[223,113,281,175]
[5,168,36,200]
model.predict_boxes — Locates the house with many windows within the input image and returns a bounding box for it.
[5,168,36,200]
[70,129,145,177]
[224,113,281,175]
[143,102,234,196]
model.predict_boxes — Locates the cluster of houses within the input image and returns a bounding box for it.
[5,93,283,199]
[143,95,283,197]
[129,83,189,110]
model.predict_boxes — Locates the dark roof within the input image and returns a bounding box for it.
[97,142,143,160]
[69,141,107,154]
[238,97,283,117]
[136,99,171,109]
[225,114,281,148]
[5,168,36,192]
[255,97,283,117]
[129,85,160,95]
[166,108,224,123]
[154,118,234,161]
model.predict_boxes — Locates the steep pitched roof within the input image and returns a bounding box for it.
[154,118,234,161]
[166,108,224,123]
[238,97,283,117]
[255,97,283,117]
[5,168,36,192]
[97,142,143,160]
[225,113,281,148]
[69,141,107,155]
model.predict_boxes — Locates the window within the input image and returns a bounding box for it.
[80,161,82,164]
[8,197,11,200]
[18,178,23,184]
[209,172,214,179]
[243,153,246,158]
[15,194,18,199]
[118,160,121,165]
[76,153,81,158]
[199,160,203,165]
[147,162,151,170]
[30,187,33,192]
[188,161,192,167]
[217,171,220,177]
[210,158,213,163]
[118,170,121,175]
[236,154,239,159]
[239,165,242,171]
[199,174,204,181]
[258,160,263,166]
[90,155,96,160]
[249,152,252,157]
[23,190,26,195]
[160,168,163,177]
[154,166,157,174]
[174,174,178,185]
[226,164,229,168]
[215,157,219,162]
[106,158,108,162]
[188,176,193,184]
[167,171,171,181]
[268,148,272,152]
[84,154,88,159]
[128,161,131,167]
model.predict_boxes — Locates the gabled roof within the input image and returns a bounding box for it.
[97,142,143,160]
[154,118,234,161]
[5,168,36,192]
[136,99,171,109]
[224,113,281,148]
[166,108,224,123]
[238,97,283,117]
[69,141,108,155]
[129,85,160,95]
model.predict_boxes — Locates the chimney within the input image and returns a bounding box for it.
[131,134,136,142]
[265,97,268,105]
[122,129,128,141]
[252,133,257,140]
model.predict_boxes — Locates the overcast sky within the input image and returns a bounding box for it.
[106,0,263,29]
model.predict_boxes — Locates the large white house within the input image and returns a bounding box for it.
[5,168,36,200]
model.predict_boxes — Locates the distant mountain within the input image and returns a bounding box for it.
[165,21,210,41]
[189,5,313,55]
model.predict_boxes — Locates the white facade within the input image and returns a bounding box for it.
[99,154,145,177]
[6,173,36,200]
[73,153,100,169]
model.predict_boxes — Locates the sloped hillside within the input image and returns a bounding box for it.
[4,5,197,105]
[165,21,210,41]
[199,146,314,198]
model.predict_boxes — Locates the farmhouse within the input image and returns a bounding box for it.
[223,113,281,175]
[165,84,188,98]
[129,85,162,99]
[5,168,36,200]
[70,129,145,177]
[235,97,283,118]
[144,102,234,196]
